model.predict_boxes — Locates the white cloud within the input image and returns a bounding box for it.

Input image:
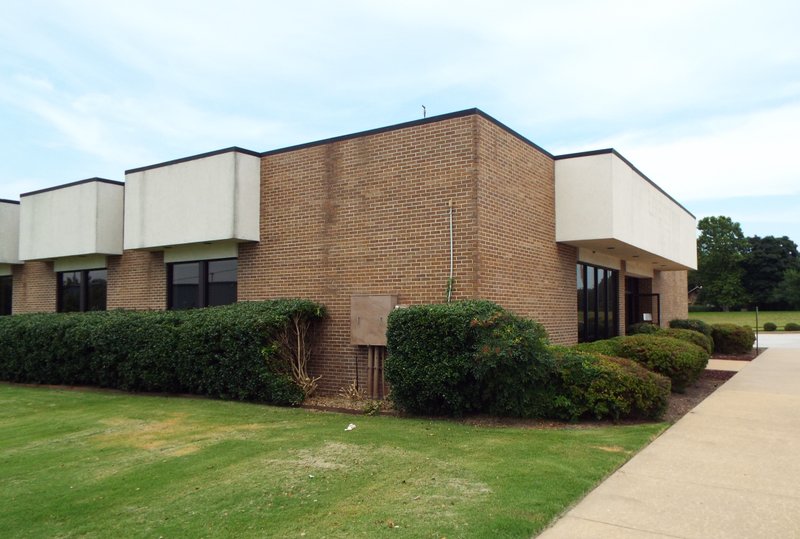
[561,102,800,202]
[1,0,799,205]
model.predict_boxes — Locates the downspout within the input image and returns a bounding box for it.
[448,199,454,302]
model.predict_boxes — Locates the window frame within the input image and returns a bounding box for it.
[166,257,237,310]
[56,267,108,313]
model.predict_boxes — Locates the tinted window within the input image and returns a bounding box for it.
[208,259,237,306]
[168,258,237,310]
[0,275,11,315]
[171,262,200,310]
[577,263,618,342]
[59,271,82,312]
[87,269,107,311]
[576,265,585,342]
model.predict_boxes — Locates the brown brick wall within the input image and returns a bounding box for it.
[6,110,689,394]
[12,261,56,313]
[238,115,481,393]
[653,270,688,326]
[475,118,578,344]
[107,250,166,310]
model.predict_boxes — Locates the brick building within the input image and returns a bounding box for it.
[0,109,696,394]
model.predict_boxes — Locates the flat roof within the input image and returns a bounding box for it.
[261,108,554,159]
[20,178,124,198]
[125,146,261,175]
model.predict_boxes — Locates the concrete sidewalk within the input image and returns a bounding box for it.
[538,348,800,538]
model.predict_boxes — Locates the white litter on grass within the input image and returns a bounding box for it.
[345,423,357,431]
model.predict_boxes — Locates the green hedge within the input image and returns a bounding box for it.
[385,301,554,417]
[784,322,800,331]
[669,318,713,337]
[658,328,714,355]
[549,347,670,421]
[386,301,669,421]
[0,300,325,405]
[763,322,777,331]
[577,334,708,393]
[612,335,709,392]
[626,322,661,335]
[711,323,755,354]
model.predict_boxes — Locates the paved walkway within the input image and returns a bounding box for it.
[538,346,800,538]
[706,358,747,372]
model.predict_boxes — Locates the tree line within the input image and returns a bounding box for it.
[691,216,800,311]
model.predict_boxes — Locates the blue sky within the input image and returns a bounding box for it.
[1,0,799,242]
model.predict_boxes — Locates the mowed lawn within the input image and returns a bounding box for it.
[689,310,800,330]
[0,385,665,538]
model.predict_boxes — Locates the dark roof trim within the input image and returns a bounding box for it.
[126,146,261,174]
[261,108,554,159]
[20,178,124,198]
[554,148,695,219]
[0,198,20,205]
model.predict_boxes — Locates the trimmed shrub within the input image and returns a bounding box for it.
[603,335,709,392]
[385,301,554,417]
[549,346,670,421]
[711,323,755,354]
[658,328,714,355]
[573,339,621,357]
[0,300,325,405]
[784,322,800,331]
[763,322,777,332]
[626,322,661,335]
[669,318,713,337]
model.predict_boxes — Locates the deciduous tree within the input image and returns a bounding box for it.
[742,235,800,309]
[693,216,748,310]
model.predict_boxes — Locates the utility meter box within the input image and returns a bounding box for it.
[350,294,398,346]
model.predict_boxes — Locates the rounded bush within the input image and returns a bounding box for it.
[669,318,713,337]
[573,339,621,357]
[607,335,709,393]
[784,322,800,332]
[711,323,755,354]
[658,328,714,355]
[626,322,660,335]
[385,301,553,417]
[763,322,777,332]
[549,346,670,421]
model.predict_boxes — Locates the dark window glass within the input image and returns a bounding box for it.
[607,269,618,337]
[168,258,237,310]
[585,266,596,342]
[577,263,618,342]
[208,259,237,306]
[597,268,607,338]
[58,269,108,313]
[59,271,83,312]
[577,265,585,342]
[171,262,200,310]
[87,269,107,311]
[0,275,11,315]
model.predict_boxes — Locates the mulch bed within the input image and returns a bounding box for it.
[302,368,739,428]
[711,349,761,361]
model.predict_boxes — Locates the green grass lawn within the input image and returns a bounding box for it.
[0,384,666,538]
[689,311,800,330]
